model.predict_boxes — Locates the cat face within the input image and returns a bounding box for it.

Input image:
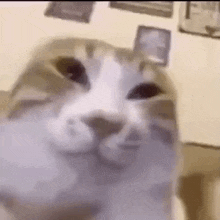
[8,38,176,169]
[42,47,173,173]
[3,38,179,219]
[49,55,161,157]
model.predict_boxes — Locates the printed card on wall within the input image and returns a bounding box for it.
[134,26,171,66]
[110,2,173,18]
[179,2,220,38]
[44,2,95,23]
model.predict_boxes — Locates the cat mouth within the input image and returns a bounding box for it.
[59,139,141,184]
[61,140,141,166]
[117,141,142,150]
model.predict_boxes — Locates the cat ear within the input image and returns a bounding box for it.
[6,57,75,119]
[6,85,51,119]
[11,85,50,102]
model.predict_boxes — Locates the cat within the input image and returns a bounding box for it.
[0,37,183,220]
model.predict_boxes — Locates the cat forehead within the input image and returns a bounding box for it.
[35,38,151,84]
[33,37,145,69]
[31,38,151,89]
[80,56,145,100]
[84,53,144,87]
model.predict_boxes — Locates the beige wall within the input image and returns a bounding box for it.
[0,2,220,146]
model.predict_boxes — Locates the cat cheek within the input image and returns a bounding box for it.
[46,118,96,153]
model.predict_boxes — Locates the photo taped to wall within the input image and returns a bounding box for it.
[134,26,171,66]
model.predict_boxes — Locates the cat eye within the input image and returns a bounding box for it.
[127,83,163,100]
[55,57,89,87]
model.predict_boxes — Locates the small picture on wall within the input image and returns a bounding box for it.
[179,2,220,38]
[110,2,173,18]
[134,26,171,66]
[44,2,95,23]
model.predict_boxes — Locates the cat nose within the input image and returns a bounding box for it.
[81,112,125,138]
